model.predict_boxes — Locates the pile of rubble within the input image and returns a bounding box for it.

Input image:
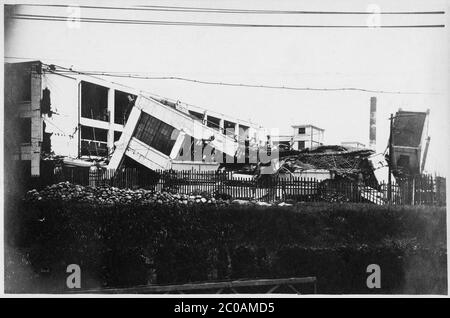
[24,182,229,206]
[24,182,301,207]
[317,192,351,203]
[279,146,375,177]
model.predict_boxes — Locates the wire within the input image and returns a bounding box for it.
[10,14,445,28]
[39,65,247,138]
[17,4,446,15]
[46,67,439,95]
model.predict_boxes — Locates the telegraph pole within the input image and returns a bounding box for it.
[387,113,393,203]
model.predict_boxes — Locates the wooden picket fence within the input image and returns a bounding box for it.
[46,167,446,206]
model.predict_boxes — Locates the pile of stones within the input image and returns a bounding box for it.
[24,182,229,206]
[318,192,351,203]
[24,182,300,207]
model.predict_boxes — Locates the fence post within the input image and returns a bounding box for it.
[431,175,434,205]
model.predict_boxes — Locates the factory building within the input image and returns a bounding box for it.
[274,124,325,151]
[4,61,264,176]
[391,109,430,177]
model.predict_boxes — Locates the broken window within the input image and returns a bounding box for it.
[298,127,306,134]
[19,117,31,144]
[80,125,108,157]
[81,81,109,121]
[133,112,179,156]
[189,110,204,122]
[81,125,108,142]
[114,131,122,142]
[206,116,221,131]
[114,90,136,125]
[224,121,235,136]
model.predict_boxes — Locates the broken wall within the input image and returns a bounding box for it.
[42,73,79,158]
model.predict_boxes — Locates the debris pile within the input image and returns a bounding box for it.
[24,182,300,207]
[317,192,352,203]
[277,145,378,186]
[280,146,374,176]
[24,182,229,206]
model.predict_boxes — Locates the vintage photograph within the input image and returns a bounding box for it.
[2,0,448,296]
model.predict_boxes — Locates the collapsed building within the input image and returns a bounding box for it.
[108,94,263,171]
[4,61,433,205]
[262,108,431,203]
[390,109,430,179]
[277,145,377,183]
[4,60,266,177]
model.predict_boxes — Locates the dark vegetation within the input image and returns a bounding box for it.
[6,198,446,294]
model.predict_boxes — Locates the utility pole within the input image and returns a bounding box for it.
[387,113,393,203]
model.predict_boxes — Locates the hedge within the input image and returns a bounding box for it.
[6,201,447,294]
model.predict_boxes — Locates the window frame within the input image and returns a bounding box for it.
[133,112,179,156]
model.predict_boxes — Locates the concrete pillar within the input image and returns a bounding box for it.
[202,111,208,126]
[30,63,42,176]
[169,131,186,160]
[219,118,224,134]
[107,88,115,154]
[369,97,377,151]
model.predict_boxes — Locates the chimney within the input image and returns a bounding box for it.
[369,97,377,150]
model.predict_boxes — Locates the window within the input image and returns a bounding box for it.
[224,121,235,136]
[80,140,108,157]
[81,125,108,142]
[19,118,31,144]
[81,81,109,121]
[114,90,136,125]
[133,112,179,156]
[189,110,204,122]
[206,116,220,131]
[298,127,306,134]
[114,131,122,142]
[298,141,305,149]
[80,125,108,157]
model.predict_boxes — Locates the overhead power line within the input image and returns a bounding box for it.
[136,4,446,15]
[17,4,446,15]
[34,63,257,125]
[44,66,439,95]
[6,60,441,95]
[10,14,446,28]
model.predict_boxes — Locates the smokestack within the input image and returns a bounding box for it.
[369,97,377,150]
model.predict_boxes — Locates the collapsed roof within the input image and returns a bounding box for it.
[392,110,428,148]
[277,145,377,184]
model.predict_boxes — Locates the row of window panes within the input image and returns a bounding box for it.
[80,140,108,156]
[80,81,135,125]
[133,112,178,156]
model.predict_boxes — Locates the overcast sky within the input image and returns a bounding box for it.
[4,0,450,176]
